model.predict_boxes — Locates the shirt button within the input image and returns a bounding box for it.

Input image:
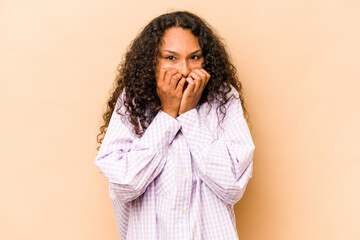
[181,209,185,214]
[178,135,184,140]
[183,171,188,177]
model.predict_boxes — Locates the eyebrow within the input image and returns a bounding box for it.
[163,49,202,55]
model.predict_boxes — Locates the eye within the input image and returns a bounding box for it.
[190,55,201,60]
[165,56,176,61]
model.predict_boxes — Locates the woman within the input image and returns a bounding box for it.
[95,11,255,240]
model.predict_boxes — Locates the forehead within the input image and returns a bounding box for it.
[160,27,201,52]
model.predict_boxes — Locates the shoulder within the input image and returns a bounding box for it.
[206,84,240,109]
[198,84,242,116]
[227,84,240,102]
[115,88,127,109]
[111,88,134,131]
[113,88,144,138]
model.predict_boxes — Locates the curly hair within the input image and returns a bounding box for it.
[97,11,248,149]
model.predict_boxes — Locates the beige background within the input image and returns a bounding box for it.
[1,0,359,239]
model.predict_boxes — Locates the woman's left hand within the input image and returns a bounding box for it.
[178,68,211,116]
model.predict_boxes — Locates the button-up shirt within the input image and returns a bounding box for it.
[94,85,255,239]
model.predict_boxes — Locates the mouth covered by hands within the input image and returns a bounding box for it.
[156,68,211,118]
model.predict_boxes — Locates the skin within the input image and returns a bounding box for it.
[155,27,211,118]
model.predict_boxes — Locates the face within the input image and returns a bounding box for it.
[155,27,204,79]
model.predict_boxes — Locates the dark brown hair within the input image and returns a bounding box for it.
[97,11,248,149]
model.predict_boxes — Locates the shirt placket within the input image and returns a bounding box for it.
[174,133,192,240]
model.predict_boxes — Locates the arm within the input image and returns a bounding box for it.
[94,91,181,203]
[177,87,255,205]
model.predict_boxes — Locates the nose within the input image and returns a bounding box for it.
[179,60,190,77]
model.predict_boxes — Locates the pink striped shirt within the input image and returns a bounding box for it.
[94,85,255,239]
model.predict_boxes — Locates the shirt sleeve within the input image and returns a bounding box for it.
[176,87,255,205]
[94,90,181,203]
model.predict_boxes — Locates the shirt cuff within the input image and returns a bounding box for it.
[136,110,181,155]
[176,109,215,150]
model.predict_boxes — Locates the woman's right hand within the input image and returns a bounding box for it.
[156,68,186,118]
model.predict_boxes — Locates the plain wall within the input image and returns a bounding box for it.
[1,0,359,239]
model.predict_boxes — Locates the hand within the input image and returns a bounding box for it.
[179,69,211,115]
[156,68,187,118]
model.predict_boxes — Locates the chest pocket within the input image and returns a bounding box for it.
[154,146,176,197]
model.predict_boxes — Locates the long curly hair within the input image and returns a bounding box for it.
[97,11,248,148]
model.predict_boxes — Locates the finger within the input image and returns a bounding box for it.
[157,67,174,87]
[185,76,196,93]
[200,69,211,84]
[164,69,178,86]
[169,72,183,89]
[188,71,202,92]
[195,68,208,81]
[175,77,186,93]
[192,69,207,90]
[157,68,170,86]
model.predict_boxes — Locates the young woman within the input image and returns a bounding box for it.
[95,11,255,240]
